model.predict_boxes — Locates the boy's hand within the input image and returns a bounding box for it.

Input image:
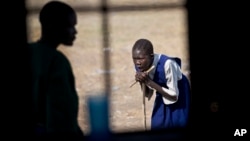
[135,71,150,83]
[130,66,155,88]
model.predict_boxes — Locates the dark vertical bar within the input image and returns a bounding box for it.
[186,0,219,137]
[2,0,32,140]
[87,1,112,140]
[101,0,111,96]
[186,0,249,139]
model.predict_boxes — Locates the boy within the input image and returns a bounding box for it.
[132,38,191,130]
[28,1,84,140]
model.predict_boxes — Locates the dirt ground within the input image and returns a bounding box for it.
[26,0,190,135]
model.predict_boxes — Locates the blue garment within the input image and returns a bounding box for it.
[151,55,191,130]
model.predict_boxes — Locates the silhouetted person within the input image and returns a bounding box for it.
[28,1,84,140]
[131,38,191,130]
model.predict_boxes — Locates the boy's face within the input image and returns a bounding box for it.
[132,49,153,72]
[57,13,77,46]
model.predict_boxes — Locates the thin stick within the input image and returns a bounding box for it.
[129,81,138,88]
[146,65,155,73]
[142,65,154,130]
[142,83,147,130]
[129,65,155,88]
[129,65,155,129]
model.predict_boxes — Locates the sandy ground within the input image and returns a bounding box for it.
[26,0,189,135]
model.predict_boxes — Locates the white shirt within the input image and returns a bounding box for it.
[146,54,182,105]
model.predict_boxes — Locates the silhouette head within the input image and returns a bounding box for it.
[39,1,77,46]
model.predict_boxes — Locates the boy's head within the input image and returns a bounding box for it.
[132,38,154,72]
[39,1,77,46]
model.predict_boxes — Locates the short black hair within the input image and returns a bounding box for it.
[132,38,154,55]
[39,1,75,27]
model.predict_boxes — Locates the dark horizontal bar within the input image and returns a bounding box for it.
[27,3,185,14]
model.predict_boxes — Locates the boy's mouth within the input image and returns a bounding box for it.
[137,67,144,72]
